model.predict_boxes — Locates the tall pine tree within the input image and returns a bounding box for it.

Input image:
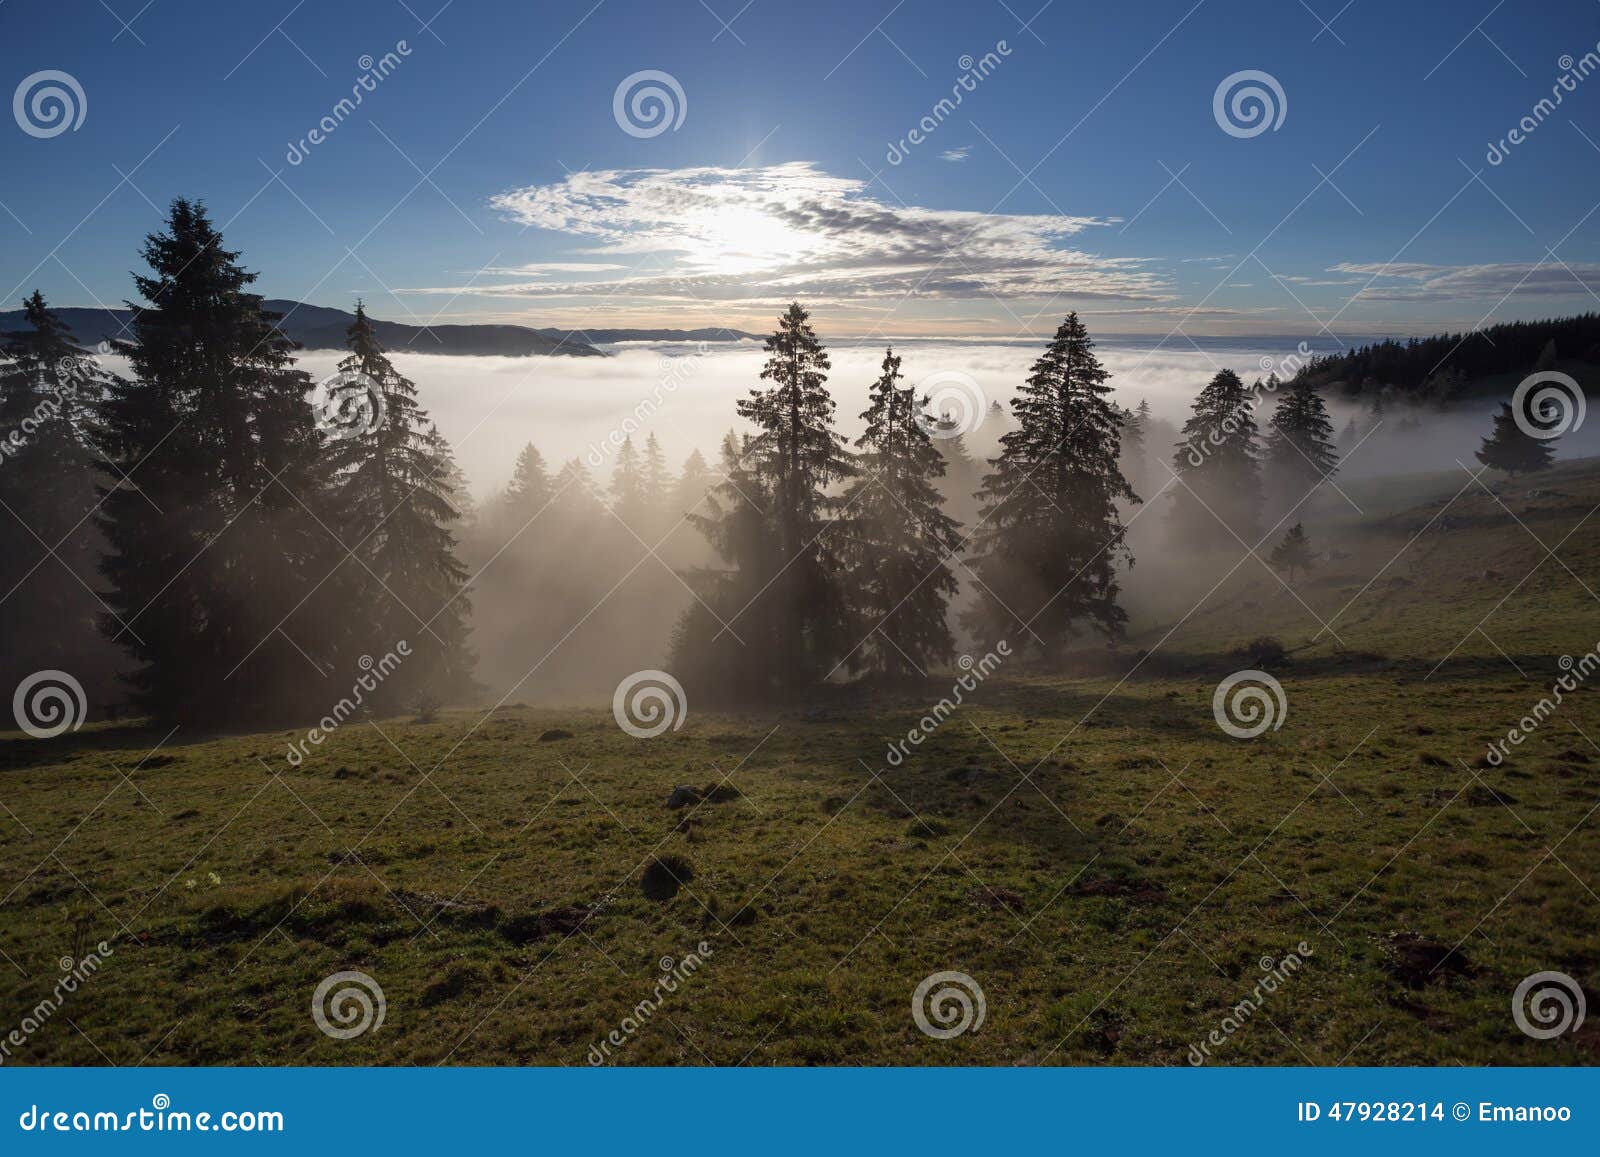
[1169,369,1264,549]
[0,292,106,693]
[841,349,960,679]
[1264,375,1339,496]
[966,313,1139,652]
[609,436,649,527]
[734,302,855,687]
[672,432,783,701]
[326,304,475,707]
[1476,402,1555,476]
[96,199,342,723]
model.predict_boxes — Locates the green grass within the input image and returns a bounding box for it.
[2,461,1598,1066]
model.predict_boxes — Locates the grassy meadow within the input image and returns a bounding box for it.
[2,460,1598,1066]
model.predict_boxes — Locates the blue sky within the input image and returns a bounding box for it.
[4,0,1600,337]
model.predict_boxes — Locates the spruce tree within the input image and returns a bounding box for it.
[609,435,649,527]
[642,433,673,522]
[496,442,552,534]
[673,432,782,701]
[1475,402,1555,476]
[96,199,341,724]
[670,448,711,520]
[0,292,105,691]
[734,302,855,686]
[1268,522,1315,583]
[1118,399,1150,498]
[1170,369,1264,549]
[966,313,1139,652]
[841,348,960,679]
[326,304,475,707]
[1265,375,1339,493]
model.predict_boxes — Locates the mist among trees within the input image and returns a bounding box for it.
[0,200,1578,725]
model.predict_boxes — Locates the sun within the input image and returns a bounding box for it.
[684,204,820,277]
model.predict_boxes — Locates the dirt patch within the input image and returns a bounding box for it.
[1379,932,1474,988]
[498,903,597,945]
[1464,784,1519,807]
[537,728,573,742]
[967,885,1024,912]
[1067,877,1167,903]
[641,855,695,902]
[391,889,497,929]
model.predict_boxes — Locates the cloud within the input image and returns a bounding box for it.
[940,146,972,162]
[402,162,1169,308]
[480,262,631,275]
[1331,261,1600,302]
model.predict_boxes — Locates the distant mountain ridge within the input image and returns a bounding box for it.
[0,300,758,357]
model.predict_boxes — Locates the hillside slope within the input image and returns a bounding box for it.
[1,461,1596,1066]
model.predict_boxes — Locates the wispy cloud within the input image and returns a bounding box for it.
[940,146,972,162]
[1333,261,1600,302]
[401,162,1168,308]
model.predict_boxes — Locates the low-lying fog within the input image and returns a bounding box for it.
[83,337,1600,702]
[276,339,1600,500]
